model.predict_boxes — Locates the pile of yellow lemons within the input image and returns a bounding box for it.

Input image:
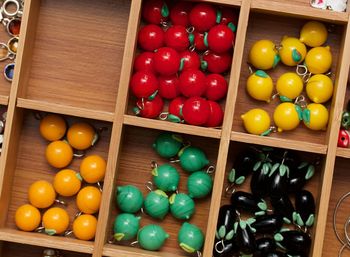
[242,21,332,135]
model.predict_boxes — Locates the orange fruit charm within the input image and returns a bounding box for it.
[15,204,41,231]
[39,114,67,141]
[80,155,107,183]
[53,169,82,197]
[67,123,96,150]
[73,214,97,240]
[28,180,56,209]
[42,207,70,235]
[45,140,73,168]
[76,186,102,214]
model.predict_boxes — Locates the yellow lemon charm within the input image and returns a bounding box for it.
[273,103,301,132]
[306,74,333,103]
[300,21,328,47]
[303,103,329,130]
[304,46,332,74]
[246,70,273,103]
[241,109,271,135]
[249,40,280,70]
[276,72,304,101]
[279,36,307,66]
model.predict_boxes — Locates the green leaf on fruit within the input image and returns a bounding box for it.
[255,70,269,78]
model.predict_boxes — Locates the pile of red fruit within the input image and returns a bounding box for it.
[130,0,238,127]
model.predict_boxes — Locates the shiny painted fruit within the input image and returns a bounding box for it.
[300,21,328,47]
[306,74,333,103]
[158,74,180,100]
[205,101,224,127]
[178,222,204,253]
[28,180,56,209]
[276,72,303,101]
[142,0,169,25]
[179,50,200,71]
[130,71,159,99]
[138,224,169,250]
[134,94,164,118]
[153,133,183,159]
[164,25,190,52]
[303,103,329,130]
[154,47,181,76]
[304,46,332,74]
[219,8,239,26]
[15,204,41,231]
[116,185,144,214]
[170,1,193,27]
[73,214,97,241]
[45,140,73,168]
[80,155,107,184]
[113,213,141,241]
[249,40,279,70]
[246,70,273,103]
[67,122,95,150]
[207,24,235,54]
[241,109,271,135]
[42,207,70,235]
[76,186,102,214]
[279,36,307,66]
[179,69,206,97]
[273,103,301,132]
[169,96,186,120]
[134,52,155,73]
[205,73,228,101]
[39,114,66,141]
[53,169,82,197]
[182,97,210,126]
[138,24,164,51]
[189,3,217,32]
[193,32,207,51]
[202,51,232,74]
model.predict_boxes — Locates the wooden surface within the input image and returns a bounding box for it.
[0,0,349,257]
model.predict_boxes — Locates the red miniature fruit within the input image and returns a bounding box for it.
[138,24,164,51]
[158,74,180,99]
[179,50,200,71]
[130,71,159,98]
[170,1,193,27]
[219,8,238,26]
[207,24,235,53]
[164,25,190,52]
[179,69,206,97]
[202,51,232,74]
[142,0,169,25]
[205,74,228,101]
[205,101,224,127]
[134,95,164,118]
[182,96,210,125]
[192,32,207,51]
[169,96,186,119]
[153,47,180,76]
[338,129,350,148]
[189,3,217,32]
[134,52,155,73]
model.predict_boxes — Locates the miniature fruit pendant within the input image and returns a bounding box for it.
[76,186,102,214]
[338,129,350,148]
[303,46,332,74]
[169,193,195,220]
[137,224,169,251]
[153,132,183,158]
[113,213,140,241]
[73,214,97,241]
[293,190,315,229]
[144,190,170,220]
[79,155,107,184]
[241,108,271,136]
[303,103,329,131]
[178,222,204,253]
[187,171,213,198]
[39,114,67,141]
[249,40,280,70]
[142,0,169,25]
[53,169,82,197]
[115,185,144,214]
[152,163,180,192]
[278,36,307,66]
[42,207,70,235]
[67,122,96,150]
[28,180,56,209]
[299,21,328,47]
[276,72,303,102]
[306,74,333,103]
[273,102,302,132]
[45,140,73,169]
[134,95,164,119]
[274,230,311,255]
[182,96,210,126]
[178,146,209,173]
[246,70,273,103]
[15,204,41,232]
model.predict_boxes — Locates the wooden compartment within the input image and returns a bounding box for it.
[103,125,219,257]
[0,19,13,105]
[0,108,112,253]
[336,82,350,158]
[231,11,344,152]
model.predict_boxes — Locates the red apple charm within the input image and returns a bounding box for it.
[205,101,224,127]
[189,3,217,32]
[219,8,238,26]
[134,95,164,118]
[170,1,193,27]
[138,24,164,51]
[338,129,350,148]
[158,75,180,100]
[164,25,190,52]
[130,71,159,98]
[193,32,208,51]
[169,96,186,120]
[154,47,181,76]
[182,96,210,126]
[205,74,228,101]
[207,24,235,53]
[134,52,155,73]
[142,0,169,25]
[179,50,200,71]
[202,51,232,74]
[179,69,206,97]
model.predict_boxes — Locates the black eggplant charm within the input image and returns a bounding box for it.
[274,230,311,255]
[213,238,239,257]
[250,154,272,197]
[228,149,258,186]
[288,162,315,193]
[293,190,315,229]
[215,205,236,242]
[234,215,256,255]
[270,194,294,224]
[251,214,283,234]
[231,191,267,216]
[264,251,287,257]
[254,237,276,256]
[268,152,290,197]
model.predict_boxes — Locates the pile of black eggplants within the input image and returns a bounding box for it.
[214,147,317,257]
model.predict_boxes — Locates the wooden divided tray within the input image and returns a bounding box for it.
[1,0,350,256]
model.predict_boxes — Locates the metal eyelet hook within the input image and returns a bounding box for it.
[296,64,308,76]
[145,181,154,192]
[206,165,215,174]
[214,240,225,254]
[333,191,350,256]
[196,250,202,257]
[225,184,235,198]
[2,0,20,18]
[294,95,308,108]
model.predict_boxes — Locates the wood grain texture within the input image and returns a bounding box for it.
[24,0,130,113]
[233,12,343,145]
[0,17,13,97]
[0,96,8,106]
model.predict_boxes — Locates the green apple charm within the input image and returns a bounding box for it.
[152,163,180,192]
[115,185,144,213]
[144,190,170,220]
[113,213,140,241]
[169,193,195,220]
[153,132,183,158]
[138,224,169,251]
[178,222,204,253]
[187,171,213,199]
[179,146,210,173]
